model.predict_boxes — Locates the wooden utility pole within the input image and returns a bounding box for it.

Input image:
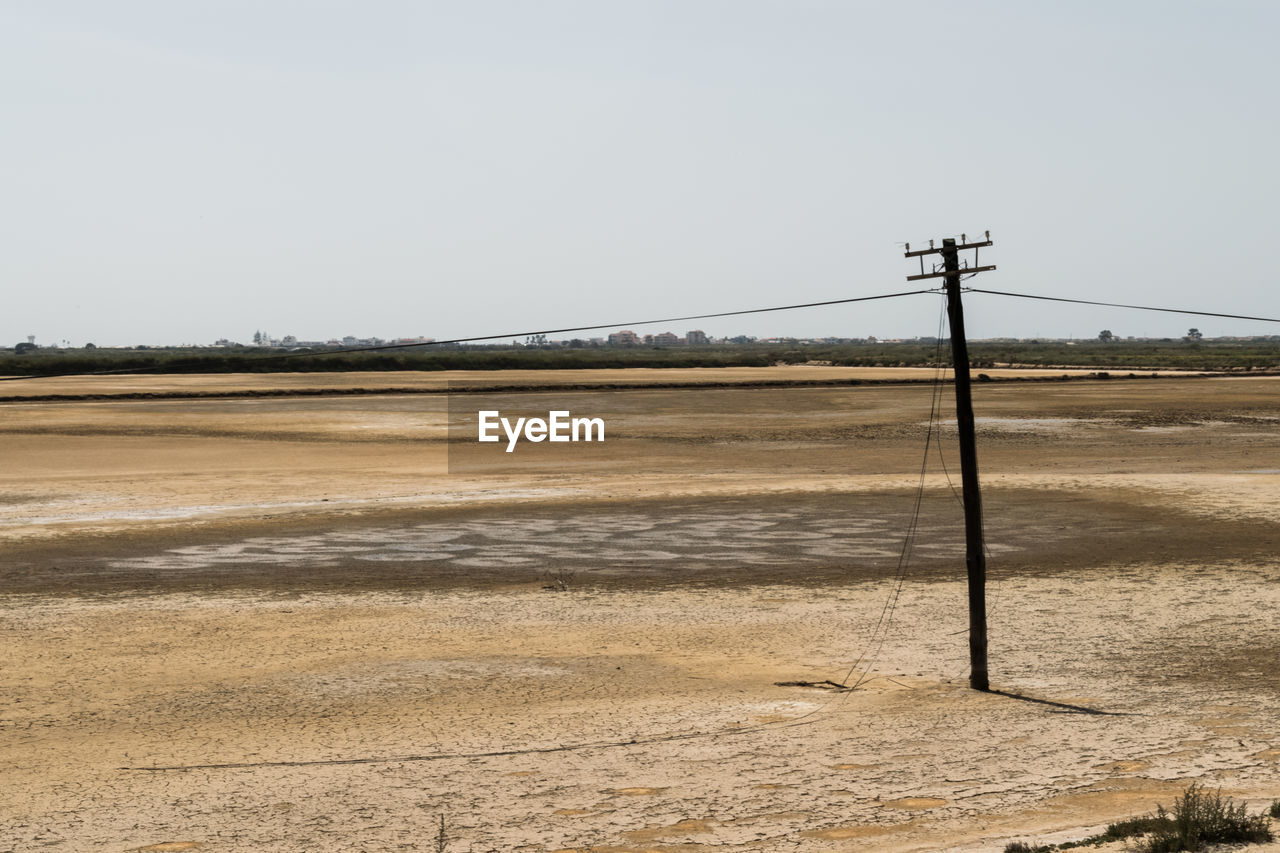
[904,233,996,691]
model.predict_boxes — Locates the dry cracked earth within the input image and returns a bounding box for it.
[2,368,1279,852]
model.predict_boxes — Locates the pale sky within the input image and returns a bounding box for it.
[4,1,1278,346]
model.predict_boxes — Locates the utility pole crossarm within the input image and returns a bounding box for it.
[903,239,992,258]
[906,265,996,281]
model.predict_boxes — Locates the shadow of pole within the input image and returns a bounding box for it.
[987,689,1140,716]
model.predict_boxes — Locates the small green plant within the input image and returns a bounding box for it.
[1001,789,1274,853]
[1137,783,1272,852]
[1103,815,1172,839]
[1002,814,1171,852]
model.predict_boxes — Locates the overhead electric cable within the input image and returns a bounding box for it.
[966,288,1280,324]
[0,287,938,383]
[836,295,949,694]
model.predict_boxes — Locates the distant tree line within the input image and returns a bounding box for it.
[4,338,1280,376]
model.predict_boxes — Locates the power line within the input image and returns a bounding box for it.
[123,715,824,773]
[965,288,1280,324]
[1,288,938,383]
[117,310,960,773]
[836,295,950,693]
[114,282,1116,774]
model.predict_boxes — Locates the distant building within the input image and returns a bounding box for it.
[686,329,709,345]
[608,330,640,346]
[654,332,679,345]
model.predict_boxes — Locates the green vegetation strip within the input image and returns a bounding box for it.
[5,339,1280,377]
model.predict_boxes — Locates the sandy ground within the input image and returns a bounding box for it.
[1,369,1279,851]
[0,365,1203,399]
